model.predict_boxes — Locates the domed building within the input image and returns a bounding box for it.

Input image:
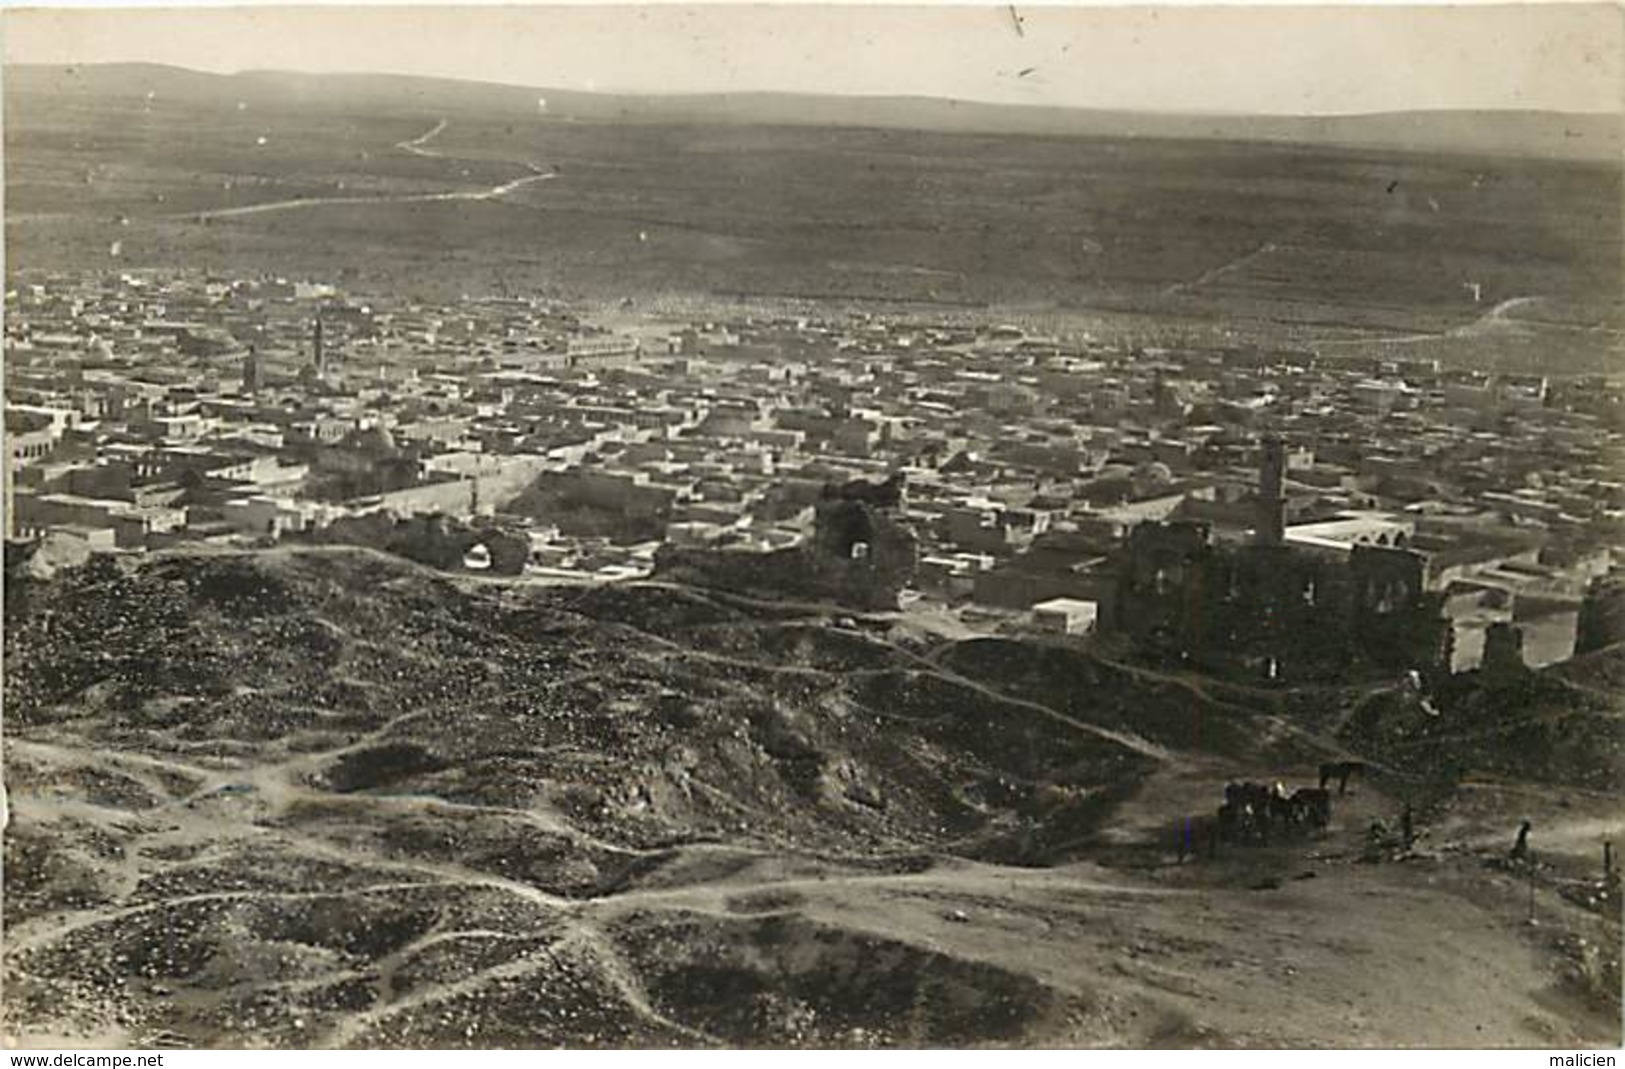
[1130,460,1174,499]
[340,424,399,458]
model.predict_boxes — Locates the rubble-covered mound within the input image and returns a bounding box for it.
[5,546,1619,1049]
[1,546,1169,1047]
[610,910,1062,1047]
[1339,645,1625,792]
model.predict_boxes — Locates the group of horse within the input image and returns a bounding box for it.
[1214,761,1367,846]
[1217,782,1331,844]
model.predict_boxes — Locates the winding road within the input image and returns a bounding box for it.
[186,119,556,222]
[1303,294,1552,349]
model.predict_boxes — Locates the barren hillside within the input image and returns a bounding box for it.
[3,547,1619,1047]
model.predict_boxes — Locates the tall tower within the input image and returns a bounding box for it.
[242,345,263,394]
[312,317,326,375]
[1257,434,1286,546]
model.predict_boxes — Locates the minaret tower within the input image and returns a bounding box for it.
[312,317,326,376]
[1257,433,1286,547]
[242,345,263,394]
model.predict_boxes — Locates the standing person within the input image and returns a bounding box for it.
[1510,820,1532,862]
[1401,804,1415,849]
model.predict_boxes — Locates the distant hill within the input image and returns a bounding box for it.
[8,61,1621,161]
[6,61,1620,364]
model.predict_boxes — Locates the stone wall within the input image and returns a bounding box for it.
[307,512,530,575]
[655,492,917,610]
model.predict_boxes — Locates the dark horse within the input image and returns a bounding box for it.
[1319,761,1367,795]
[1220,782,1280,843]
[1291,787,1333,828]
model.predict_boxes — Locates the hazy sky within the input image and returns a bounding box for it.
[5,4,1622,115]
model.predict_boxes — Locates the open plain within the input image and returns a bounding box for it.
[7,65,1622,372]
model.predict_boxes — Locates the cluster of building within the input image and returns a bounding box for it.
[7,268,1623,681]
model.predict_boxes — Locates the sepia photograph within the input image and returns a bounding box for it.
[1,1,1622,1052]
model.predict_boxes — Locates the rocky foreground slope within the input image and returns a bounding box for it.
[3,546,1620,1048]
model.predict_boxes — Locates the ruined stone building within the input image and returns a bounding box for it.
[654,473,918,610]
[1112,435,1451,682]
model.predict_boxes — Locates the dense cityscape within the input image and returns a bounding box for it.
[8,267,1625,681]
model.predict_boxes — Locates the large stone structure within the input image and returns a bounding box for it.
[1112,438,1450,682]
[655,474,917,610]
[1113,518,1450,681]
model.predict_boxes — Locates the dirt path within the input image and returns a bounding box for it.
[183,119,557,221]
[7,551,1616,1048]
